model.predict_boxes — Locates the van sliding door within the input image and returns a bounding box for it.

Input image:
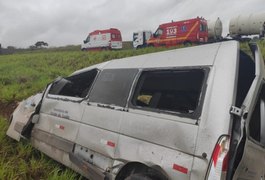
[121,68,207,179]
[75,69,138,171]
[231,45,265,180]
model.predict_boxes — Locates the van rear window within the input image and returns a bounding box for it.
[131,69,206,116]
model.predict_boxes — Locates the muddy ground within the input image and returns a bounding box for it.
[0,101,18,119]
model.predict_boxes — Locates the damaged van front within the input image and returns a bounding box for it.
[6,41,265,180]
[6,93,42,141]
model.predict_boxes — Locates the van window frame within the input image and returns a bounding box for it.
[128,66,209,120]
[46,68,100,102]
[248,80,265,148]
[88,68,139,108]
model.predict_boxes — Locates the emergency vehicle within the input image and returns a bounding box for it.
[81,28,122,51]
[147,17,208,47]
[132,31,152,49]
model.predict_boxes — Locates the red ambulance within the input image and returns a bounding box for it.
[147,17,208,47]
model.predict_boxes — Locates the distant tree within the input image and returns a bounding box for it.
[35,41,48,48]
[29,45,36,50]
[7,46,16,50]
[6,46,16,54]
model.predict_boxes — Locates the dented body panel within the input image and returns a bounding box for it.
[6,41,265,180]
[6,93,42,141]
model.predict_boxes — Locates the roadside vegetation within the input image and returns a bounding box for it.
[0,116,83,179]
[0,41,264,179]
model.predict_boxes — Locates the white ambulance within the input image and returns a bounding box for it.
[81,28,122,51]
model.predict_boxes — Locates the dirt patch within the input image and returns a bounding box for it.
[0,101,18,119]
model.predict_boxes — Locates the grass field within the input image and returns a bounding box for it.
[0,41,264,179]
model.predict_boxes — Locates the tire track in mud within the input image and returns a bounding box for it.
[0,101,18,119]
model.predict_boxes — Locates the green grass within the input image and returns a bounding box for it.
[0,116,82,180]
[0,41,264,179]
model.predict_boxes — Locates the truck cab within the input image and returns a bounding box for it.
[132,31,152,49]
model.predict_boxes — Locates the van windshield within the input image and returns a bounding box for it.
[133,33,138,41]
[154,28,163,37]
[132,69,206,116]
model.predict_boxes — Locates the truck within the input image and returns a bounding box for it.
[207,17,223,41]
[147,17,208,47]
[229,12,265,39]
[132,31,152,49]
[81,28,122,51]
[6,41,265,180]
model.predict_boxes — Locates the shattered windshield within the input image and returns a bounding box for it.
[48,69,98,98]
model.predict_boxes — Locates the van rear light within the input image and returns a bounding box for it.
[207,135,230,180]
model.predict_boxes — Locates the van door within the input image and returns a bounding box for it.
[31,69,98,155]
[73,69,138,171]
[118,68,208,179]
[231,44,265,180]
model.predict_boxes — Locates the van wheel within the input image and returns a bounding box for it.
[136,45,142,49]
[183,41,192,46]
[102,47,109,51]
[125,174,152,180]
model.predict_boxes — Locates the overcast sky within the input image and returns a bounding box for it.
[0,0,264,48]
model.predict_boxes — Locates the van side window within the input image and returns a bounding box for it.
[48,69,98,98]
[249,83,265,146]
[89,69,138,107]
[131,69,205,115]
[235,51,255,107]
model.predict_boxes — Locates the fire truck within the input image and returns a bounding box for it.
[147,17,208,47]
[81,28,122,50]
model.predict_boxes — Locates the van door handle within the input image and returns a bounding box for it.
[97,103,115,109]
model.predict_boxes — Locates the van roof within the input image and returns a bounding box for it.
[74,41,239,74]
[158,17,206,28]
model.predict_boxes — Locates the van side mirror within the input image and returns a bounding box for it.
[31,114,40,124]
[83,40,87,44]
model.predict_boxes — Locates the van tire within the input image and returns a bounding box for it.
[124,174,153,180]
[183,41,192,46]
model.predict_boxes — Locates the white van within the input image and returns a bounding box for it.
[6,41,265,180]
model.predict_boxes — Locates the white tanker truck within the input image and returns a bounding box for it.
[207,17,223,41]
[229,12,265,38]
